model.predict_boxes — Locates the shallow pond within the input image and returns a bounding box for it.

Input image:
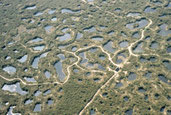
[99,55,105,60]
[91,36,103,41]
[43,89,51,95]
[93,78,100,82]
[103,41,115,53]
[54,61,66,82]
[132,32,139,38]
[57,33,71,42]
[167,46,171,53]
[61,8,80,13]
[24,99,33,105]
[126,19,148,30]
[153,1,162,5]
[18,55,28,63]
[148,57,156,62]
[71,46,77,52]
[25,5,36,10]
[7,41,15,46]
[84,26,96,33]
[160,106,165,112]
[33,45,45,51]
[28,20,34,24]
[119,41,128,48]
[166,2,171,7]
[124,96,129,101]
[102,92,108,97]
[34,12,43,16]
[24,77,37,82]
[2,82,28,95]
[107,30,115,36]
[158,74,169,84]
[98,64,105,70]
[58,45,67,49]
[51,17,57,21]
[133,42,144,53]
[48,9,56,14]
[150,41,158,49]
[114,8,121,12]
[115,82,123,88]
[163,60,171,70]
[73,69,79,73]
[121,31,127,37]
[88,0,94,2]
[79,52,88,64]
[47,99,53,105]
[33,103,41,112]
[99,25,107,30]
[116,59,123,64]
[90,109,96,115]
[44,25,53,33]
[34,90,42,96]
[144,71,152,79]
[144,6,156,13]
[76,32,83,39]
[127,12,140,17]
[29,37,43,43]
[144,95,148,100]
[138,87,146,93]
[57,54,65,60]
[3,66,16,75]
[86,63,94,68]
[44,71,51,78]
[89,47,97,53]
[24,68,28,72]
[128,72,136,81]
[138,19,149,28]
[145,36,150,40]
[5,56,11,60]
[61,27,69,33]
[125,109,133,115]
[32,52,48,68]
[158,24,171,36]
[7,106,21,115]
[85,72,91,76]
[32,57,40,68]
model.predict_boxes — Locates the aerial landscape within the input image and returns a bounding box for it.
[0,0,171,114]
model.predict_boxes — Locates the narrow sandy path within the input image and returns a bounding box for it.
[81,0,87,3]
[78,18,152,115]
[79,72,118,115]
[0,75,37,86]
[0,9,153,114]
[127,19,152,57]
[0,19,152,87]
[0,45,112,86]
